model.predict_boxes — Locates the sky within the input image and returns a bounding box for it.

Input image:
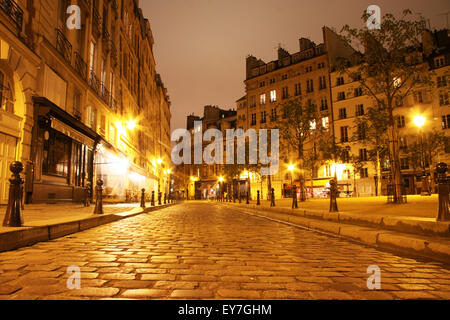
[140,0,450,132]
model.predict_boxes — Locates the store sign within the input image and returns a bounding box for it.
[51,118,95,148]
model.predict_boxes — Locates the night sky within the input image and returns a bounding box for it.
[140,0,450,133]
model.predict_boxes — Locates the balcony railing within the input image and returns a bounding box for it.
[89,70,100,94]
[0,0,23,30]
[102,28,110,53]
[92,7,101,37]
[110,97,117,113]
[56,29,72,63]
[74,52,88,80]
[100,83,110,104]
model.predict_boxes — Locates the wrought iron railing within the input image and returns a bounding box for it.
[0,0,23,30]
[100,83,110,104]
[89,70,100,94]
[74,52,88,80]
[56,29,72,63]
[110,41,118,67]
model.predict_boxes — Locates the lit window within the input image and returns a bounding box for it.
[270,90,277,102]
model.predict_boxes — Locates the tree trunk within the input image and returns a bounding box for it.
[387,123,404,203]
[376,150,381,197]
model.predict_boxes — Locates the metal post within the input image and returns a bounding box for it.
[436,163,449,221]
[151,191,155,206]
[246,191,249,204]
[3,162,24,227]
[164,192,167,205]
[329,178,339,212]
[292,185,298,209]
[140,188,146,208]
[270,188,275,207]
[257,190,261,205]
[158,192,162,205]
[93,179,104,214]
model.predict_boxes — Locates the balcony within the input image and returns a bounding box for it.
[56,29,72,63]
[100,83,110,105]
[89,71,100,94]
[0,0,23,30]
[110,97,117,113]
[74,52,88,80]
[92,7,101,38]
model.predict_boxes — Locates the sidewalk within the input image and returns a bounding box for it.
[0,201,178,252]
[248,195,440,219]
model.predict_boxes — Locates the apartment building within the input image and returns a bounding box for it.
[331,28,450,196]
[0,0,171,204]
[238,26,354,199]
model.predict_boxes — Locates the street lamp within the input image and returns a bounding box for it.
[413,115,431,196]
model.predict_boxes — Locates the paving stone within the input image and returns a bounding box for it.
[121,289,169,299]
[170,290,214,299]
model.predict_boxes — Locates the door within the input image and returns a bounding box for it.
[0,133,17,204]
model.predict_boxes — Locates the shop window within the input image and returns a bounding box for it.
[42,129,72,177]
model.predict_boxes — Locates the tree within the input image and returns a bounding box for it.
[338,9,434,203]
[272,97,324,200]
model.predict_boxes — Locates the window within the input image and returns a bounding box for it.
[0,71,4,109]
[305,66,312,73]
[396,115,405,128]
[250,96,256,108]
[294,83,301,96]
[259,81,265,87]
[340,126,349,142]
[357,123,366,140]
[261,111,267,124]
[281,74,288,80]
[318,62,325,69]
[271,108,277,121]
[354,87,363,97]
[270,90,277,103]
[360,168,369,178]
[338,108,347,119]
[282,87,289,99]
[337,77,344,86]
[399,136,408,150]
[437,76,447,88]
[414,91,423,103]
[319,76,327,90]
[306,79,314,93]
[42,129,71,177]
[89,41,96,73]
[400,158,410,170]
[73,90,81,119]
[435,56,446,68]
[320,98,328,111]
[341,150,350,163]
[442,115,450,129]
[321,116,329,129]
[356,104,364,116]
[251,113,257,126]
[440,93,449,106]
[359,149,368,161]
[259,93,266,105]
[269,78,275,84]
[337,92,346,101]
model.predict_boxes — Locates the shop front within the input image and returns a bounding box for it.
[30,97,99,203]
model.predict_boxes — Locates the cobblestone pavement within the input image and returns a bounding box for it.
[0,202,449,300]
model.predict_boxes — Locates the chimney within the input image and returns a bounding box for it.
[299,38,313,51]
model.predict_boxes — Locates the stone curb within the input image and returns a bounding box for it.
[218,202,450,264]
[218,202,450,237]
[0,202,181,253]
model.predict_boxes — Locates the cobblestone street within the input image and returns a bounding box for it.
[0,202,449,300]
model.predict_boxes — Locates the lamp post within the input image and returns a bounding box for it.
[218,176,224,201]
[413,115,431,196]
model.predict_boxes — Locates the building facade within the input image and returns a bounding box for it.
[0,0,171,204]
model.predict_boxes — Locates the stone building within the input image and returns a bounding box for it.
[237,26,354,200]
[0,0,171,204]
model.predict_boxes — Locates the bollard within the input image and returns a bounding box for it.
[270,188,275,207]
[329,179,339,212]
[292,185,298,209]
[238,191,241,203]
[257,190,261,205]
[3,161,25,227]
[84,182,91,207]
[164,193,167,205]
[246,191,249,204]
[151,191,155,206]
[158,192,162,205]
[93,179,104,214]
[436,163,450,221]
[140,188,146,208]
